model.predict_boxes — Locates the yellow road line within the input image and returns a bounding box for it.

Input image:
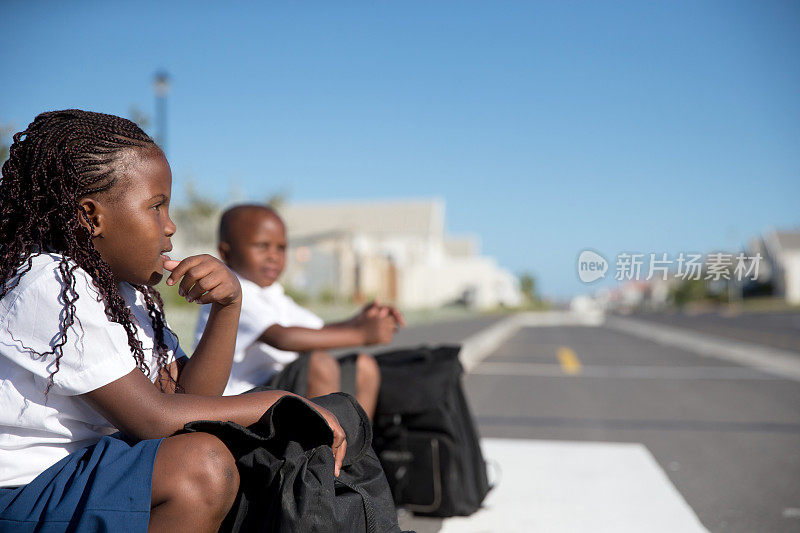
[557,346,582,375]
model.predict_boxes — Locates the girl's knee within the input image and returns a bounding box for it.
[158,432,239,512]
[188,433,239,492]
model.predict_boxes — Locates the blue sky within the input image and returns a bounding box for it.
[2,1,798,298]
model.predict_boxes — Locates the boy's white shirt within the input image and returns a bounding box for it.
[0,253,182,487]
[194,275,324,396]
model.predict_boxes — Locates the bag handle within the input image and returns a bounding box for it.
[334,477,377,533]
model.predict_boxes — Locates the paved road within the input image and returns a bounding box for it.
[393,313,800,532]
[630,310,800,354]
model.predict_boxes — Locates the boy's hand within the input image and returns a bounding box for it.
[361,299,406,328]
[347,299,405,345]
[163,254,242,307]
[368,300,406,328]
[360,306,398,345]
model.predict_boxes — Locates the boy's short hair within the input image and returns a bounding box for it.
[218,204,283,244]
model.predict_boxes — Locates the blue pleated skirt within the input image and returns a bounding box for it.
[0,433,163,533]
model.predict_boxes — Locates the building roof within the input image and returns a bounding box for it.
[278,199,445,240]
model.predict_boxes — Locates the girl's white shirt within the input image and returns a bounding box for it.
[194,275,323,396]
[0,253,182,487]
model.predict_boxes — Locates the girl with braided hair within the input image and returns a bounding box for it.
[0,110,347,532]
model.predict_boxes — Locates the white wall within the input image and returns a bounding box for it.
[399,254,521,309]
[782,252,800,305]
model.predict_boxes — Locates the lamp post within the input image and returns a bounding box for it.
[153,71,170,154]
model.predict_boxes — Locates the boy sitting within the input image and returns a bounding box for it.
[194,204,404,418]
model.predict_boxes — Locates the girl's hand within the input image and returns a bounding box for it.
[309,403,347,476]
[163,254,241,307]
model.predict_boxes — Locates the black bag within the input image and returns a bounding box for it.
[372,345,491,517]
[181,392,409,533]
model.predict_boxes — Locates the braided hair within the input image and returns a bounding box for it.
[0,109,178,393]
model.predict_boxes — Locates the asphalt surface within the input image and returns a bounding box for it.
[630,310,800,354]
[394,312,800,533]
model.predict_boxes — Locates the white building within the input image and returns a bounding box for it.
[753,229,800,305]
[277,199,522,309]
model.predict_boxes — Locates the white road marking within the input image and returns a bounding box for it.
[459,311,603,371]
[605,316,800,382]
[783,507,800,518]
[471,362,783,380]
[460,311,800,381]
[435,438,709,533]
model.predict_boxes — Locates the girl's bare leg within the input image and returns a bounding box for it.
[149,432,239,533]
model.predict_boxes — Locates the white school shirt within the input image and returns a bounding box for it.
[194,276,324,396]
[0,253,183,488]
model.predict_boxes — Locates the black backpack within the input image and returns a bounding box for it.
[372,345,491,517]
[181,392,410,533]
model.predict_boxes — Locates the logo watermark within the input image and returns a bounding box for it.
[577,250,609,283]
[576,250,762,284]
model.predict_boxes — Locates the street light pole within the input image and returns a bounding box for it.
[153,71,170,154]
